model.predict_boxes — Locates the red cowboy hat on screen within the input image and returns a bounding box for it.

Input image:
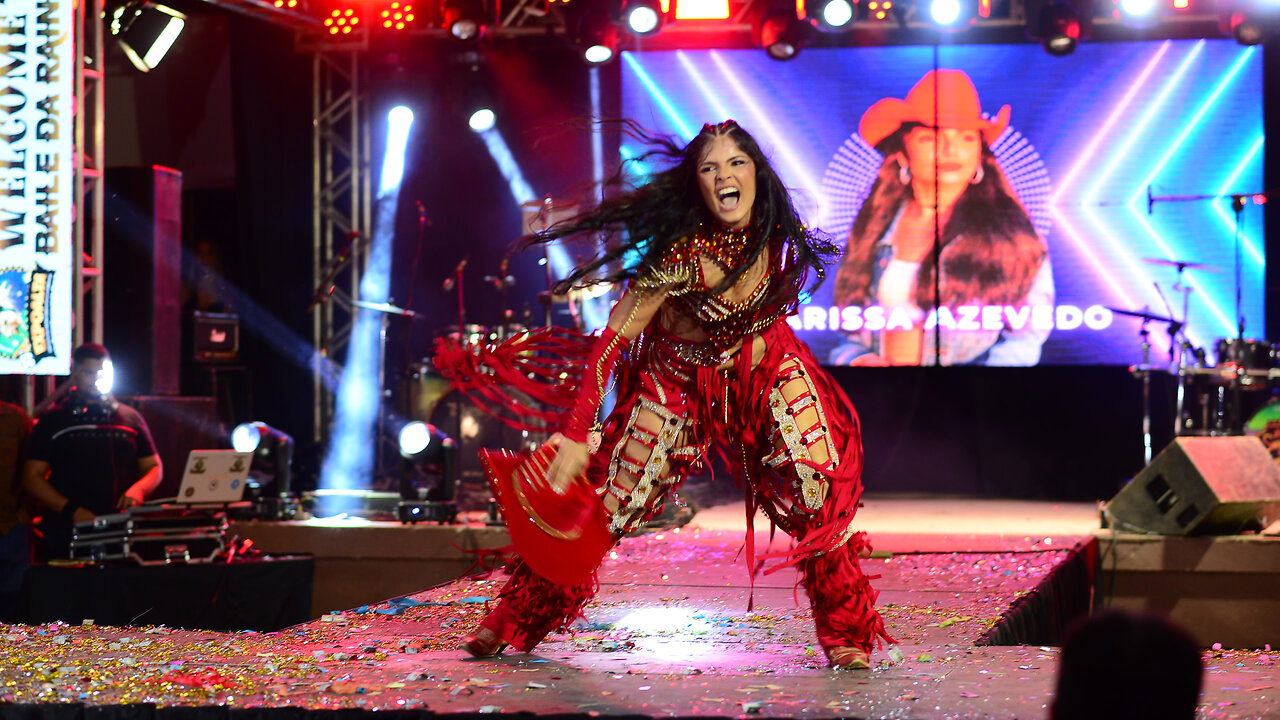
[859,69,1011,149]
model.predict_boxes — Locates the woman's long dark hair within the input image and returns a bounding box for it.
[833,124,1045,309]
[520,120,838,303]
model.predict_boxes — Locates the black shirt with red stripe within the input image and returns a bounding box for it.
[29,395,157,558]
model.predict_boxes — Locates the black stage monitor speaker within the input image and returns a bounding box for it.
[1106,436,1280,535]
[104,166,182,395]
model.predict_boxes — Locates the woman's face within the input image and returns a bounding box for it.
[902,126,983,190]
[696,134,756,229]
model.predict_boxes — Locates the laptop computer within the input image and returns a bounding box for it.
[173,449,254,504]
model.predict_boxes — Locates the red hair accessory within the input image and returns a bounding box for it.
[701,119,740,135]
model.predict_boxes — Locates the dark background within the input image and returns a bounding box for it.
[99,15,1280,502]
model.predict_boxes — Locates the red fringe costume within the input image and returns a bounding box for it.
[435,226,893,656]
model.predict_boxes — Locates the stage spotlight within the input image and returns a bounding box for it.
[231,421,295,497]
[579,9,618,63]
[462,76,498,132]
[397,421,435,458]
[398,421,455,472]
[1220,0,1278,44]
[397,422,458,523]
[929,0,967,25]
[319,105,414,504]
[1113,0,1160,27]
[1028,0,1089,55]
[109,0,185,72]
[468,107,496,132]
[752,3,811,60]
[95,359,115,395]
[441,0,484,40]
[623,0,665,35]
[807,0,855,28]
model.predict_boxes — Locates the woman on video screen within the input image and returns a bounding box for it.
[831,69,1053,366]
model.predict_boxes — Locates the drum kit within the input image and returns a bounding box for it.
[409,200,619,510]
[1116,257,1278,464]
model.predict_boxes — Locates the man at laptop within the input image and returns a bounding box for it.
[22,344,162,560]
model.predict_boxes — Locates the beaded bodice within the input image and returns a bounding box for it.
[633,225,789,365]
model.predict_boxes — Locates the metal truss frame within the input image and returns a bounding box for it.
[75,0,105,351]
[30,0,108,411]
[311,49,372,444]
[276,0,1220,42]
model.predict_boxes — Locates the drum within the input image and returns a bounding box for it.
[1179,370,1231,436]
[437,323,492,346]
[1180,367,1276,436]
[491,323,528,343]
[405,360,452,423]
[1214,338,1277,391]
[429,390,548,511]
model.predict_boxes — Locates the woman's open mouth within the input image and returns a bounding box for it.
[717,187,741,210]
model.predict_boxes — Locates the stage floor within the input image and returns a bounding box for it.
[2,498,1277,719]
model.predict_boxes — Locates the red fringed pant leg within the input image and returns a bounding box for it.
[478,383,701,651]
[748,337,892,655]
[479,561,598,652]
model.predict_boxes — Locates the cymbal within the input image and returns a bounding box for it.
[352,300,417,317]
[1106,307,1178,324]
[1141,257,1218,273]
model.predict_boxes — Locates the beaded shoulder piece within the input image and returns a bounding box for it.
[632,224,755,297]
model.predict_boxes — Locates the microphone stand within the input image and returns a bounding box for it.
[442,259,468,337]
[1148,187,1270,436]
[1231,195,1246,434]
[484,255,517,340]
[308,233,360,314]
[401,203,430,393]
[1139,319,1153,464]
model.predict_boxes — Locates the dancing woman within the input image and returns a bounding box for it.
[436,120,893,669]
[832,69,1053,366]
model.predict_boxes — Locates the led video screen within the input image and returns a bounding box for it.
[620,40,1264,366]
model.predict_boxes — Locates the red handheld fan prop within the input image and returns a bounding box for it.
[480,443,612,585]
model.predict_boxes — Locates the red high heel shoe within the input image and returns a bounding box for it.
[825,646,871,670]
[460,627,508,658]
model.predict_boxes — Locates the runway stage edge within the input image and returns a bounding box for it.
[1094,531,1280,649]
[228,519,513,618]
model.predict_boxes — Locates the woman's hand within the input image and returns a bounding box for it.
[546,433,590,494]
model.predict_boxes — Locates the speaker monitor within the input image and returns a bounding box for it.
[1106,436,1280,535]
[104,166,182,396]
[119,396,220,500]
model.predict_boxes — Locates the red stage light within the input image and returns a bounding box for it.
[324,7,362,33]
[381,1,415,28]
[866,0,893,20]
[1172,0,1189,8]
[675,0,730,19]
[979,0,991,17]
